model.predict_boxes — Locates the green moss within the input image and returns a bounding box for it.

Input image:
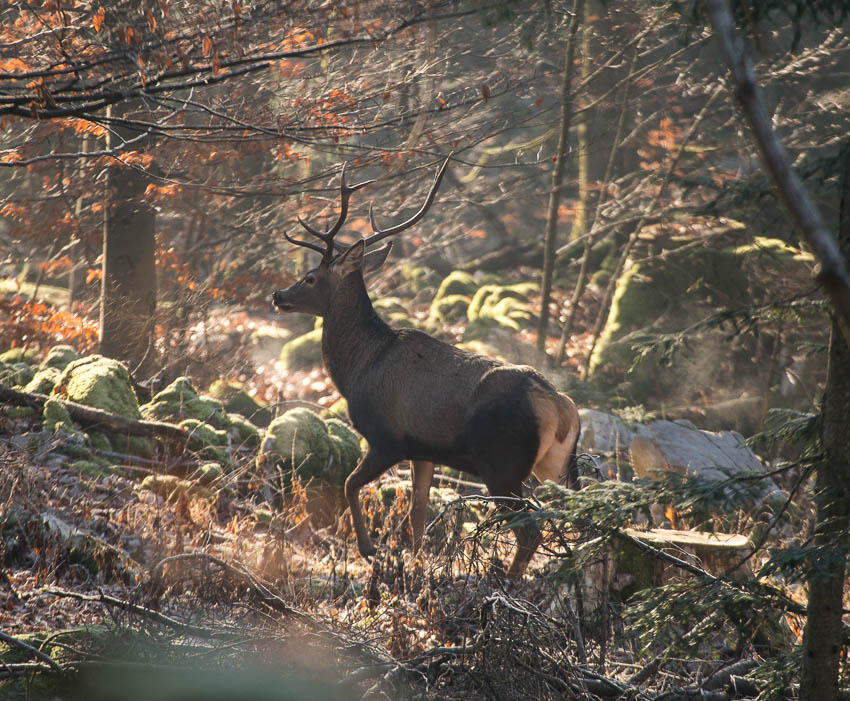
[326,418,362,484]
[227,413,261,449]
[190,462,226,487]
[322,396,349,421]
[429,293,471,323]
[401,264,441,293]
[261,408,332,483]
[0,347,38,365]
[279,327,323,371]
[40,344,79,371]
[207,379,271,427]
[589,246,749,379]
[87,431,112,452]
[43,398,73,433]
[69,458,117,477]
[24,366,61,395]
[434,270,478,300]
[0,361,34,387]
[3,406,35,419]
[55,355,141,419]
[141,376,228,429]
[180,418,230,465]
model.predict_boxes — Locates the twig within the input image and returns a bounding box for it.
[0,631,64,673]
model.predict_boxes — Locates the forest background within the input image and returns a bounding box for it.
[1,1,849,699]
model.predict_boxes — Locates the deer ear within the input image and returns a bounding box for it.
[331,239,365,278]
[363,242,392,275]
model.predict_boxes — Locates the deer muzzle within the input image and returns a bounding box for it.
[272,291,293,311]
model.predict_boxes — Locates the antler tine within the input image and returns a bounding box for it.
[363,152,453,248]
[296,162,376,261]
[284,230,326,255]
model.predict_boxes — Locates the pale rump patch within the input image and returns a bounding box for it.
[529,390,580,485]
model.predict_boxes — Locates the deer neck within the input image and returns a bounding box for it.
[321,273,393,396]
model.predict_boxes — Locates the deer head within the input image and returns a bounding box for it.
[272,155,452,317]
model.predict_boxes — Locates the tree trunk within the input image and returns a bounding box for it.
[99,101,157,374]
[536,0,585,358]
[799,145,850,701]
[555,45,638,365]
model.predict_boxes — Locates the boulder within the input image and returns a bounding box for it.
[578,410,780,504]
[630,419,771,486]
[578,408,641,456]
[279,327,323,371]
[40,344,79,371]
[0,347,38,365]
[326,418,362,481]
[24,366,62,395]
[53,355,153,459]
[0,361,35,387]
[207,379,271,427]
[260,408,333,485]
[141,376,228,430]
[227,413,262,449]
[180,418,230,465]
[55,355,141,419]
[434,270,478,300]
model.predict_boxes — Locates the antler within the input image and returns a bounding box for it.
[364,152,452,249]
[286,162,375,263]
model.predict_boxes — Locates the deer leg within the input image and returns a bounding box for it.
[488,484,542,579]
[344,448,396,559]
[407,460,435,552]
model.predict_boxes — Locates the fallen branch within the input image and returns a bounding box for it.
[0,630,64,673]
[0,383,188,447]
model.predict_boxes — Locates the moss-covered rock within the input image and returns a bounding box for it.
[180,418,230,465]
[0,347,38,365]
[322,396,349,421]
[207,379,272,427]
[141,376,229,430]
[467,282,536,322]
[53,355,154,458]
[587,245,754,404]
[2,406,35,419]
[435,270,478,299]
[24,366,62,395]
[326,418,362,482]
[43,398,73,433]
[227,413,262,449]
[429,293,471,324]
[401,264,441,293]
[260,408,333,485]
[279,327,323,371]
[55,355,141,418]
[0,361,35,387]
[68,457,116,477]
[40,344,78,371]
[190,462,226,487]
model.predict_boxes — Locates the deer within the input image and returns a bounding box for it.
[272,154,580,577]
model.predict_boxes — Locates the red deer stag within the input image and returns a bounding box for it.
[272,155,580,577]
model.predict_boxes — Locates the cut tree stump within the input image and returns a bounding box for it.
[609,528,752,600]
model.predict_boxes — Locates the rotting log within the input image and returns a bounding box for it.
[0,382,188,447]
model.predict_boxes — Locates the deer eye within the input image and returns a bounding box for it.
[305,274,316,285]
